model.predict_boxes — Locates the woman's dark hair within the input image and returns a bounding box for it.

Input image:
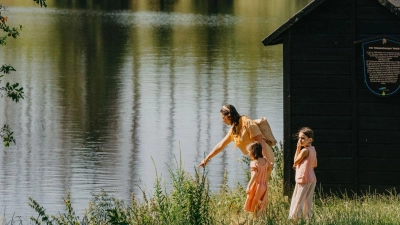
[248,142,263,159]
[220,104,241,135]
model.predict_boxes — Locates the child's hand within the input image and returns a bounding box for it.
[296,139,302,151]
[293,140,302,168]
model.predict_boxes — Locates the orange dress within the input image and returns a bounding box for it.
[243,158,269,212]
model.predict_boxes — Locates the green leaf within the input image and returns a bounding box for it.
[0,64,16,74]
[1,124,16,147]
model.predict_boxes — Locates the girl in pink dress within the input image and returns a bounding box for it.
[243,142,269,218]
[289,127,317,220]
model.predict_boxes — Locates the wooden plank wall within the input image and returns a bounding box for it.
[355,0,400,193]
[285,0,354,195]
[284,0,400,195]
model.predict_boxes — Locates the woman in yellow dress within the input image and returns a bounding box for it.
[197,104,274,181]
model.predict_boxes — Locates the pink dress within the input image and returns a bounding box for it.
[289,146,317,219]
[295,146,317,184]
[243,158,269,212]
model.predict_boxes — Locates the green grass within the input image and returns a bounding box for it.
[9,144,400,224]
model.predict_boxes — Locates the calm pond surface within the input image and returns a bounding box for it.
[0,0,311,221]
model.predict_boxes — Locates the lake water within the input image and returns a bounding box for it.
[0,0,311,221]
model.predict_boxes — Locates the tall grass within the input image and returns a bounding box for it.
[22,144,400,224]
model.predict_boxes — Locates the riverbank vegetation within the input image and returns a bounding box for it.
[6,144,400,224]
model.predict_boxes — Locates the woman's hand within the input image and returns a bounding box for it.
[197,131,231,168]
[197,159,208,168]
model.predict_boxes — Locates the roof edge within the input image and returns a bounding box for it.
[262,0,400,47]
[262,0,327,46]
[378,0,400,18]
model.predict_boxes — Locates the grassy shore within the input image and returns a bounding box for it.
[11,145,400,224]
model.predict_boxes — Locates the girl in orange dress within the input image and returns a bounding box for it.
[289,127,317,220]
[243,142,269,217]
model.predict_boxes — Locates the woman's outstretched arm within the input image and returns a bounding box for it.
[197,131,231,168]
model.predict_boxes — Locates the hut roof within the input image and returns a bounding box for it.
[262,0,400,46]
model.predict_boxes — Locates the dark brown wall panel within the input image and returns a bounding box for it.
[312,129,354,143]
[359,144,400,158]
[318,157,354,170]
[358,116,400,130]
[359,172,400,186]
[291,103,352,116]
[315,143,353,157]
[291,47,351,61]
[292,21,352,34]
[358,130,400,144]
[316,171,355,184]
[291,61,351,75]
[291,75,351,88]
[291,89,351,102]
[292,116,352,130]
[357,90,400,102]
[356,21,400,34]
[358,103,400,116]
[357,6,400,20]
[291,34,353,48]
[359,158,400,171]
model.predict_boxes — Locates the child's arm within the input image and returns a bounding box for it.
[246,163,258,193]
[293,140,302,168]
[293,148,309,166]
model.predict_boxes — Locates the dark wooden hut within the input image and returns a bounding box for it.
[262,0,400,195]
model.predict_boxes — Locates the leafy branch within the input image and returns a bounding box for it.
[0,4,26,147]
[0,0,46,147]
[0,124,15,147]
[0,64,25,147]
[33,0,47,8]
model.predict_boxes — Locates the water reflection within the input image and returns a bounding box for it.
[0,0,311,221]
